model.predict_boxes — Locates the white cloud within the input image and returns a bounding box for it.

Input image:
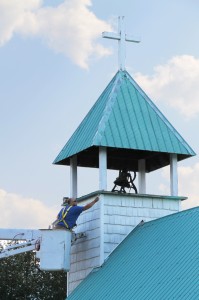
[0,189,59,229]
[134,55,199,118]
[0,0,41,45]
[158,163,199,210]
[179,164,199,210]
[0,0,112,68]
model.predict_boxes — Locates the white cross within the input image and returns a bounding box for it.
[102,16,140,70]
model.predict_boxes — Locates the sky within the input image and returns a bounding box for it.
[0,0,199,229]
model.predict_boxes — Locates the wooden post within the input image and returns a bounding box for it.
[70,155,77,198]
[138,159,146,194]
[99,147,107,190]
[170,154,178,196]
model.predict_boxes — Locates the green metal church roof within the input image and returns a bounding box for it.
[54,70,195,172]
[68,206,199,300]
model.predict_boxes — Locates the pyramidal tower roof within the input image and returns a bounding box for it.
[53,69,195,172]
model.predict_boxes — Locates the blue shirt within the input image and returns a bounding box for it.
[57,205,84,229]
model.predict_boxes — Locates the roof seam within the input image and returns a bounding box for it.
[123,83,139,148]
[125,71,196,155]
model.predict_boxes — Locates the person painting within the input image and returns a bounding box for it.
[53,196,99,230]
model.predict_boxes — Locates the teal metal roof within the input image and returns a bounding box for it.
[54,70,195,171]
[68,206,199,300]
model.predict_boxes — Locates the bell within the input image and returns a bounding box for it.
[112,169,138,193]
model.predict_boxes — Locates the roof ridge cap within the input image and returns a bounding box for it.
[92,71,123,144]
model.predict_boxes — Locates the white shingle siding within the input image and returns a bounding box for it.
[68,192,182,295]
[68,197,101,295]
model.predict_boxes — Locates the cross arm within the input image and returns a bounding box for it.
[125,35,140,43]
[102,32,140,43]
[102,31,120,40]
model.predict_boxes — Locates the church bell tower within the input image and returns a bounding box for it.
[53,16,195,295]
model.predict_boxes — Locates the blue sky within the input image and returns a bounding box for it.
[0,0,199,228]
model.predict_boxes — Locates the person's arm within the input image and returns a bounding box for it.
[83,196,99,211]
